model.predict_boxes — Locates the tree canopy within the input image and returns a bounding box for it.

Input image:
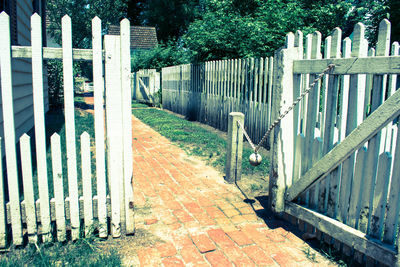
[125,0,398,67]
[45,0,398,69]
[47,0,128,48]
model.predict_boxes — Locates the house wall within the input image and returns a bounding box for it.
[0,0,49,145]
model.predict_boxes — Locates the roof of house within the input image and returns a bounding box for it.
[108,25,158,49]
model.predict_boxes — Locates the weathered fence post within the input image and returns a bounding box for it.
[105,34,123,237]
[225,112,244,183]
[268,33,302,214]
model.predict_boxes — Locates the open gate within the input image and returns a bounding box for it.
[269,20,400,265]
[132,68,160,104]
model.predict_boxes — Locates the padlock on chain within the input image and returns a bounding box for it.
[249,152,262,166]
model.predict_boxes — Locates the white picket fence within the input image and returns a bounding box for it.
[162,18,400,265]
[0,12,134,246]
[132,69,160,104]
[268,20,400,265]
[162,58,274,146]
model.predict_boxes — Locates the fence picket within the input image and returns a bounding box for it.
[105,35,122,237]
[325,28,342,219]
[384,125,400,244]
[20,134,37,243]
[293,134,304,184]
[310,137,323,209]
[338,23,367,225]
[121,19,134,235]
[303,32,322,209]
[384,42,399,152]
[31,13,51,242]
[0,139,6,248]
[370,152,391,239]
[338,38,351,143]
[92,16,108,238]
[51,133,66,242]
[359,19,391,234]
[0,12,23,245]
[267,57,273,136]
[81,132,93,236]
[62,15,80,240]
[347,147,367,229]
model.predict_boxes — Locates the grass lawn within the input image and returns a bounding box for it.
[28,106,97,199]
[0,99,119,265]
[0,235,122,266]
[132,104,270,196]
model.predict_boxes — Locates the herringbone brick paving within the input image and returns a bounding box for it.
[130,114,336,267]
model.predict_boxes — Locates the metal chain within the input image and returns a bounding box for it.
[237,120,256,151]
[237,64,335,153]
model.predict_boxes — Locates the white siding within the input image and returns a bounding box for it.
[0,0,49,151]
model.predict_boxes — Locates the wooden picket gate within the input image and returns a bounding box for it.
[269,19,400,265]
[0,12,134,246]
[132,69,160,104]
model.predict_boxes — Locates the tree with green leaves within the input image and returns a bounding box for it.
[46,0,128,48]
[182,0,367,62]
[46,0,128,107]
[139,0,201,42]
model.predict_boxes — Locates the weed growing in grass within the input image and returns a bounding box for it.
[302,247,318,263]
[132,108,269,176]
[318,243,350,267]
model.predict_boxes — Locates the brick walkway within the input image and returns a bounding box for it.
[130,113,335,267]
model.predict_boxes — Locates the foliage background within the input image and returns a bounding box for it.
[46,0,399,103]
[126,0,398,69]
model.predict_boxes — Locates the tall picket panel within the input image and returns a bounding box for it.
[0,12,22,245]
[105,35,123,237]
[31,13,51,242]
[120,19,135,235]
[92,16,108,238]
[62,15,80,240]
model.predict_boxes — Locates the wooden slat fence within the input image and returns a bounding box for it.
[269,19,400,265]
[132,69,161,104]
[0,12,134,246]
[162,57,274,146]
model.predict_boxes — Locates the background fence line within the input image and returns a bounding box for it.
[162,57,274,147]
